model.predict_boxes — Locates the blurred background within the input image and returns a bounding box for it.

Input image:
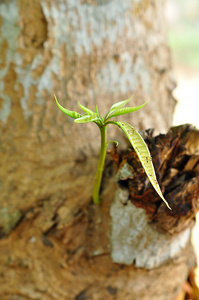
[165,0,199,128]
[165,0,199,285]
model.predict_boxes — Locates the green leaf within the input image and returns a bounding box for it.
[108,100,148,119]
[109,95,133,112]
[74,113,99,123]
[105,95,133,120]
[54,95,81,119]
[78,102,94,115]
[114,121,171,209]
[96,105,99,118]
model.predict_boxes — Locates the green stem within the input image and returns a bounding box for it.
[92,126,107,205]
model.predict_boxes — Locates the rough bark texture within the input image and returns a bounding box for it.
[1,0,196,299]
[111,124,199,269]
[0,124,198,300]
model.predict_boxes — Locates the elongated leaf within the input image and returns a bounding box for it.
[54,95,81,119]
[74,113,99,123]
[96,105,99,118]
[105,95,133,120]
[108,101,148,119]
[78,102,94,115]
[109,95,133,112]
[115,121,171,209]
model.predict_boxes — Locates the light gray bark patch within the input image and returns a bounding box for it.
[110,192,190,269]
[97,54,151,95]
[43,0,131,56]
[81,0,113,5]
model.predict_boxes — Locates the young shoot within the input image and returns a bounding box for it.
[54,95,171,210]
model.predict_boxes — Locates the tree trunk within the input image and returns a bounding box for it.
[1,1,197,299]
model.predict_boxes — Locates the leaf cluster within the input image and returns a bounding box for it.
[55,95,147,127]
[54,95,171,209]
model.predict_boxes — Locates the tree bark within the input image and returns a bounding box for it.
[111,124,199,268]
[1,1,197,300]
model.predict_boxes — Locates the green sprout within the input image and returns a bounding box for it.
[55,95,171,210]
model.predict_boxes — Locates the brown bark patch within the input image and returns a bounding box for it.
[18,0,47,49]
[0,38,8,69]
[117,124,199,235]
